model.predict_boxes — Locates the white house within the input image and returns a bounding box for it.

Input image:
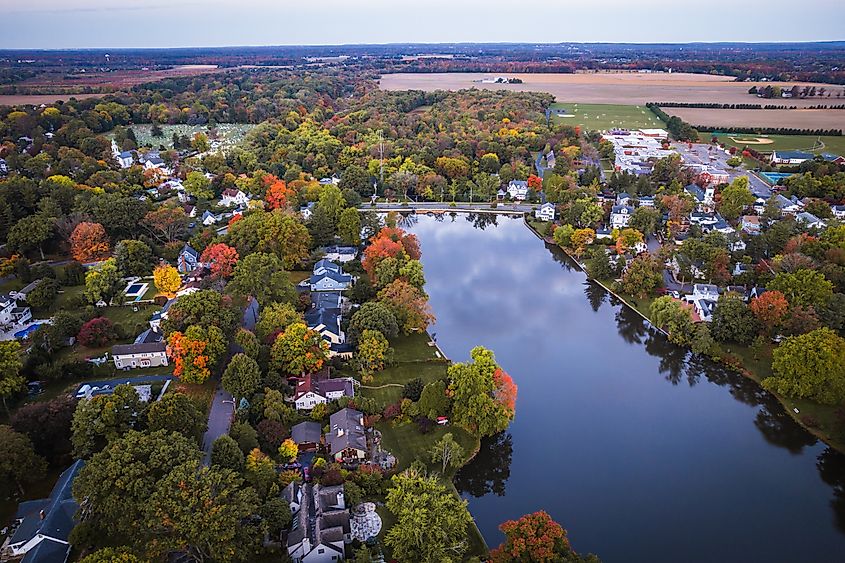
[741,215,761,235]
[322,246,357,263]
[534,202,556,221]
[773,194,803,216]
[796,211,826,229]
[293,375,355,411]
[832,205,845,220]
[309,271,352,292]
[112,342,168,369]
[326,408,367,462]
[0,158,8,174]
[638,195,655,208]
[506,180,529,201]
[771,150,813,166]
[300,202,316,220]
[201,210,219,226]
[220,188,250,208]
[610,205,634,229]
[0,293,32,329]
[286,483,350,563]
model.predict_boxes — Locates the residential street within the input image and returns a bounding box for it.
[202,388,234,465]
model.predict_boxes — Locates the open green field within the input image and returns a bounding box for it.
[549,102,664,131]
[708,132,845,156]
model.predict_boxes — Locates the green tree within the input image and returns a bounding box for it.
[719,176,755,220]
[8,214,52,259]
[553,224,574,248]
[691,323,718,358]
[629,207,661,236]
[223,353,262,401]
[260,497,292,538]
[357,329,392,378]
[338,207,362,246]
[79,547,142,563]
[145,460,263,562]
[385,467,472,562]
[83,257,122,304]
[769,269,834,309]
[765,328,845,405]
[710,294,758,344]
[211,435,245,471]
[255,302,302,342]
[229,252,296,306]
[146,392,207,444]
[418,380,451,419]
[317,184,347,225]
[162,289,239,335]
[73,430,201,541]
[0,341,25,416]
[229,421,259,454]
[449,347,514,437]
[619,254,663,298]
[234,328,260,359]
[71,384,141,458]
[650,296,696,346]
[429,432,465,475]
[0,425,47,494]
[184,171,214,200]
[114,239,154,277]
[271,323,329,376]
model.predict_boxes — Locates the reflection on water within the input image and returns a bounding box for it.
[408,214,845,562]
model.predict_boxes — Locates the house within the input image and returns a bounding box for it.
[534,202,556,221]
[313,259,342,277]
[691,284,720,302]
[201,210,219,226]
[832,205,845,220]
[771,150,813,166]
[2,460,84,563]
[506,180,529,201]
[149,299,175,332]
[595,228,613,240]
[300,202,316,220]
[309,270,352,292]
[638,195,655,208]
[728,235,746,252]
[293,374,355,411]
[684,184,715,207]
[326,408,367,462]
[183,204,197,218]
[820,152,845,165]
[291,421,323,451]
[683,285,720,323]
[112,342,168,370]
[616,193,632,207]
[733,263,753,277]
[177,244,200,274]
[322,246,358,263]
[741,215,761,235]
[610,205,634,229]
[773,194,803,216]
[286,483,350,563]
[10,279,44,302]
[0,293,32,328]
[305,308,344,346]
[320,175,341,186]
[796,211,826,229]
[220,188,250,208]
[0,157,8,175]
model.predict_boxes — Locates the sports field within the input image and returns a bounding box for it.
[548,102,664,131]
[710,133,845,156]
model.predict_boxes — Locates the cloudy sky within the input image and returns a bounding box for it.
[2,0,843,49]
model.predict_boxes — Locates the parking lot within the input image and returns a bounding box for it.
[672,142,771,198]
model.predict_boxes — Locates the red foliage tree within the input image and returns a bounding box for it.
[69,222,110,263]
[362,227,421,279]
[493,368,517,414]
[200,243,239,279]
[527,174,543,190]
[264,177,295,210]
[750,290,789,334]
[490,511,574,563]
[77,317,117,348]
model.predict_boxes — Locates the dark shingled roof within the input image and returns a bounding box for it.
[112,342,166,356]
[291,421,322,445]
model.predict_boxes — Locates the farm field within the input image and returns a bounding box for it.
[549,102,664,130]
[711,132,845,156]
[379,72,845,105]
[0,93,105,106]
[662,107,845,130]
[120,123,255,151]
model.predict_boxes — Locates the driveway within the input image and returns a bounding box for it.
[202,387,234,465]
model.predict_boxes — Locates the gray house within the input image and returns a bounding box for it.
[326,408,367,462]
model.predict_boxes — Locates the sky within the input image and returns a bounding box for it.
[1,0,844,49]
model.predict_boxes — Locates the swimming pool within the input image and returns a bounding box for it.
[14,323,43,339]
[126,283,144,294]
[759,171,795,185]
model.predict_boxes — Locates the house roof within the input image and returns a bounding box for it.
[327,408,366,455]
[11,460,84,548]
[685,184,706,202]
[20,538,71,563]
[508,180,528,188]
[180,244,199,259]
[820,152,843,162]
[313,259,342,274]
[773,150,813,160]
[112,342,166,356]
[292,421,323,444]
[310,271,352,285]
[221,188,242,198]
[611,205,634,214]
[311,291,342,311]
[323,245,357,256]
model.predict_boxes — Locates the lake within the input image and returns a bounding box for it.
[405,212,845,563]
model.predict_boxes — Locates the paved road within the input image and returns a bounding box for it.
[202,388,235,465]
[361,201,538,213]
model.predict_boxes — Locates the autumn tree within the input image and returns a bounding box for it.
[264,177,295,210]
[143,206,188,243]
[377,279,435,334]
[244,448,276,495]
[77,317,117,347]
[615,228,644,255]
[357,329,392,380]
[10,396,75,464]
[620,253,663,298]
[167,325,226,384]
[765,328,845,405]
[491,511,597,563]
[449,347,516,437]
[153,264,181,296]
[570,228,595,256]
[278,438,298,463]
[70,222,111,262]
[270,323,329,376]
[200,242,239,279]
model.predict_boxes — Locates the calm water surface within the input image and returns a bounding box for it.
[406,213,845,563]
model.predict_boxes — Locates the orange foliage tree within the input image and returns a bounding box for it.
[527,174,543,190]
[490,511,578,563]
[493,367,517,415]
[167,331,210,384]
[200,243,239,279]
[264,177,296,210]
[363,227,421,279]
[377,279,435,334]
[69,222,110,262]
[750,290,789,335]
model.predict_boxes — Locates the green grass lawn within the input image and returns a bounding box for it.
[709,132,845,156]
[549,102,665,131]
[288,270,310,284]
[389,332,442,363]
[376,421,479,475]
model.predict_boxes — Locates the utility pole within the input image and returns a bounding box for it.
[378,130,385,186]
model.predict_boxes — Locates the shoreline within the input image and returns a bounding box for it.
[522,216,844,455]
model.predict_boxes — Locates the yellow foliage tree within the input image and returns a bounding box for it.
[153,264,181,296]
